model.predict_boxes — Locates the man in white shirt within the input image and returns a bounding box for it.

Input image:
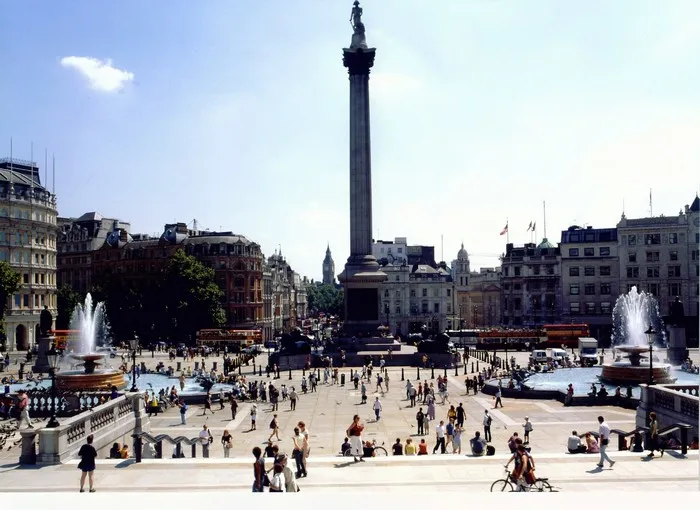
[597,416,615,468]
[483,410,492,442]
[199,424,212,458]
[568,430,586,454]
[373,397,383,421]
[433,420,447,454]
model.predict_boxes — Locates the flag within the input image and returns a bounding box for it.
[500,223,508,236]
[527,221,533,232]
[532,221,536,231]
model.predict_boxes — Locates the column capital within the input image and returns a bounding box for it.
[343,47,376,76]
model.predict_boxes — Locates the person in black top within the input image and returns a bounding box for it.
[78,434,97,492]
[392,438,403,455]
[108,442,121,459]
[456,403,466,428]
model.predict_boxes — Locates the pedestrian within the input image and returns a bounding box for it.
[346,414,365,462]
[268,414,281,442]
[279,453,299,492]
[483,410,492,442]
[250,403,257,430]
[416,407,425,435]
[453,425,463,454]
[494,387,503,408]
[298,421,310,466]
[200,424,213,458]
[77,434,97,493]
[522,416,533,444]
[230,398,238,420]
[384,370,390,392]
[373,396,383,421]
[289,387,298,410]
[647,411,664,458]
[596,415,615,468]
[252,446,266,492]
[433,420,447,454]
[16,390,32,429]
[221,429,233,458]
[456,403,466,428]
[202,391,214,415]
[178,399,188,425]
[292,427,308,477]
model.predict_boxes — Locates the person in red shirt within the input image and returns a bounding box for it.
[16,390,32,429]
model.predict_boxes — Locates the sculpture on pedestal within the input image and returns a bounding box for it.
[669,296,685,326]
[349,1,367,49]
[32,306,54,374]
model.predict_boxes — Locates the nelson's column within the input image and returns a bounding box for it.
[338,1,387,334]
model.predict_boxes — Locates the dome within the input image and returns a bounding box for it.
[537,237,555,249]
[457,242,468,260]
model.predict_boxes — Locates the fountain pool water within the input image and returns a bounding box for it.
[601,286,674,384]
[56,293,126,391]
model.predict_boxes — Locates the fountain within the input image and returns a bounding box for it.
[600,286,675,385]
[56,293,127,391]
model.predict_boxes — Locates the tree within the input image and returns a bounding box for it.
[56,284,82,330]
[163,250,225,343]
[0,261,21,344]
[306,283,344,318]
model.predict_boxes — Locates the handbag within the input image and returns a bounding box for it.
[262,473,271,487]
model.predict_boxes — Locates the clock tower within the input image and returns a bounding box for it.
[322,244,336,285]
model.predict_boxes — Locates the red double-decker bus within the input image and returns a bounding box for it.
[541,324,590,348]
[196,329,262,346]
[53,330,80,352]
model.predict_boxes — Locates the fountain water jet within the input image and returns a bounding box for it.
[56,293,126,391]
[601,286,675,385]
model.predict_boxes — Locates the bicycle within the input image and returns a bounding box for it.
[342,439,388,457]
[490,467,553,492]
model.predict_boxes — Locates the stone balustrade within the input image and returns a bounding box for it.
[636,384,699,437]
[20,391,150,465]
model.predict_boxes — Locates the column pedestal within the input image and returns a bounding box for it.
[32,335,54,374]
[666,326,688,365]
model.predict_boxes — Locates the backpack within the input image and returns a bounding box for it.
[487,415,492,426]
[270,419,276,429]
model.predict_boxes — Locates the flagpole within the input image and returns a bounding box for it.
[543,201,547,239]
[507,217,510,244]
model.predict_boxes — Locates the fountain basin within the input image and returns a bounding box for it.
[600,363,676,385]
[56,370,127,391]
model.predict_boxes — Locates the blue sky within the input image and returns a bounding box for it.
[2,0,699,281]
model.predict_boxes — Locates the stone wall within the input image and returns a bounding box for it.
[636,384,699,438]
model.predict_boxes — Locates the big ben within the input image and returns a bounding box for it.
[322,244,335,285]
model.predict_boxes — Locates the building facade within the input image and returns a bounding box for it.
[294,273,308,321]
[262,266,274,341]
[322,244,335,285]
[500,239,562,327]
[57,213,131,295]
[0,157,58,351]
[463,268,501,328]
[373,237,408,266]
[379,262,452,336]
[92,223,265,331]
[559,226,619,342]
[452,243,471,329]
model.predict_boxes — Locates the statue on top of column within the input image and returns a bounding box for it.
[349,1,367,49]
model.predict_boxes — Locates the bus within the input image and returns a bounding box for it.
[53,330,80,352]
[541,324,590,349]
[196,329,262,347]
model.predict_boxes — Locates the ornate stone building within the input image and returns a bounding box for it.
[463,268,501,328]
[92,223,264,331]
[57,213,131,294]
[0,157,58,351]
[322,244,335,285]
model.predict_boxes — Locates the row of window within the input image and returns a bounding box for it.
[12,293,55,309]
[0,208,56,223]
[503,266,556,277]
[20,272,55,286]
[568,247,611,257]
[628,250,682,263]
[569,266,612,277]
[626,265,683,278]
[383,288,452,298]
[625,233,682,246]
[569,283,613,296]
[383,302,453,315]
[625,283,684,296]
[0,249,55,266]
[569,302,612,315]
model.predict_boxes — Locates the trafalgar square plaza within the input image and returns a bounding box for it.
[0,0,699,504]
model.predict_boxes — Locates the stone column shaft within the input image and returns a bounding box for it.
[349,73,373,258]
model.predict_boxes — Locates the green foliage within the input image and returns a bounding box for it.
[0,261,21,340]
[94,249,225,344]
[306,283,344,318]
[56,284,82,330]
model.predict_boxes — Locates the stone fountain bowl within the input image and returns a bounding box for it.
[57,352,126,391]
[601,345,676,385]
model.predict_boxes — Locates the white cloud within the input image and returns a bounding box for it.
[60,56,134,92]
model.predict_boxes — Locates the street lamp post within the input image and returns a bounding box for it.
[645,325,656,386]
[46,347,60,428]
[130,336,139,392]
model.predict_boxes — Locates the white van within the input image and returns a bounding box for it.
[529,350,548,364]
[549,348,569,362]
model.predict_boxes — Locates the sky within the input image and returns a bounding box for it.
[2,0,699,281]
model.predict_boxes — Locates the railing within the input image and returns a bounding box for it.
[583,422,694,455]
[637,384,699,435]
[132,432,203,461]
[19,392,148,465]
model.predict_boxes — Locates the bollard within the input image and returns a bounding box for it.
[444,367,447,379]
[455,365,459,376]
[317,368,321,379]
[417,367,420,380]
[191,444,197,458]
[258,366,262,377]
[176,361,182,371]
[341,373,346,386]
[303,368,306,377]
[238,364,242,375]
[471,362,474,373]
[175,443,182,459]
[463,362,467,375]
[289,368,292,380]
[431,367,435,379]
[212,361,218,372]
[133,435,143,463]
[401,368,405,381]
[155,440,163,459]
[194,361,200,371]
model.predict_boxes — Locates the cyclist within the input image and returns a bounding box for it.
[505,441,536,491]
